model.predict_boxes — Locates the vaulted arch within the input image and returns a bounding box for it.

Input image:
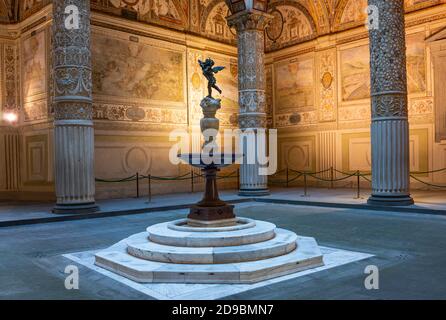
[200,0,236,44]
[265,1,317,51]
[333,0,367,32]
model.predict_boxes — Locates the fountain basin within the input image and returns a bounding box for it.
[178,153,243,169]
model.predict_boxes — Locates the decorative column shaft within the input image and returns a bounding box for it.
[52,0,98,213]
[367,0,414,206]
[227,10,272,196]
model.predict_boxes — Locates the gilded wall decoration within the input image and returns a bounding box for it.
[340,44,370,102]
[108,0,151,15]
[333,0,367,32]
[340,0,367,25]
[201,0,236,44]
[22,31,46,99]
[92,34,184,103]
[190,0,200,31]
[93,103,187,124]
[317,49,336,122]
[24,100,47,122]
[265,4,316,51]
[334,0,441,32]
[92,0,187,29]
[275,111,317,127]
[3,44,19,113]
[338,104,370,121]
[21,0,50,20]
[408,97,433,116]
[0,1,13,23]
[22,30,48,122]
[405,0,443,12]
[187,49,205,125]
[406,32,427,94]
[150,0,186,26]
[274,56,314,112]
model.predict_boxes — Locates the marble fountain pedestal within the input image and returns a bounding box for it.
[94,97,324,284]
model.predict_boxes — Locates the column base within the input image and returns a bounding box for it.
[367,194,414,207]
[238,188,270,197]
[52,202,99,214]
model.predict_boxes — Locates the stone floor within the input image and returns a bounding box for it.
[2,187,446,226]
[1,201,446,299]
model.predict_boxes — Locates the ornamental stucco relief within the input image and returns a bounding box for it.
[4,43,19,113]
[318,49,336,122]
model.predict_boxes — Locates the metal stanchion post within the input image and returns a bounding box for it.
[191,169,194,193]
[330,166,334,189]
[286,167,289,188]
[303,173,308,197]
[148,174,152,203]
[355,170,360,199]
[136,172,139,198]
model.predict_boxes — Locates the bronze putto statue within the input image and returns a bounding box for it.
[198,58,225,98]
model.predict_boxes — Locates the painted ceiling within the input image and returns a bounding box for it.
[0,0,443,49]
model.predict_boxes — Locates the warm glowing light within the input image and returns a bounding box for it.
[3,112,18,123]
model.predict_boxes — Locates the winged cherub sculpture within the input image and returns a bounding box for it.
[198,58,225,98]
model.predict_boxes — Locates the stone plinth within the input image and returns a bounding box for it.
[95,217,323,284]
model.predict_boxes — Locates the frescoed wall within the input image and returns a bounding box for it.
[1,0,446,201]
[22,29,48,122]
[339,45,370,102]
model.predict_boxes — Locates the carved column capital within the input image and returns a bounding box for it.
[226,10,273,32]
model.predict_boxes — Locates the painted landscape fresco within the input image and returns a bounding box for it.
[340,34,426,101]
[22,31,46,98]
[92,34,184,103]
[340,45,371,102]
[406,32,426,94]
[275,57,314,111]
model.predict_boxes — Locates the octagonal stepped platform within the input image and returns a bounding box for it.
[95,218,324,284]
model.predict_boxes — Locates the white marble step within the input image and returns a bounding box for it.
[95,233,323,284]
[147,219,276,247]
[126,228,297,264]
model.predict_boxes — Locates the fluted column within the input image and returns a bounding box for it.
[52,0,98,213]
[227,10,272,196]
[367,0,414,206]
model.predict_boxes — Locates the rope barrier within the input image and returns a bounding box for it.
[410,174,446,188]
[96,165,446,200]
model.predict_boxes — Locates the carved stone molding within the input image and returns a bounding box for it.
[371,92,408,118]
[238,113,267,129]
